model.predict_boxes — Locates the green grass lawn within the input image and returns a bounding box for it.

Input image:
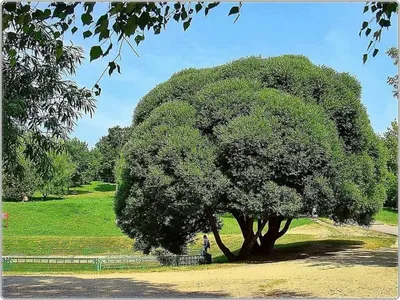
[374,207,398,226]
[2,181,313,256]
[2,181,396,274]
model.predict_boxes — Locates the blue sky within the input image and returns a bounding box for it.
[68,2,398,148]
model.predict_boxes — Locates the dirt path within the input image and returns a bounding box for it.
[370,224,398,236]
[3,247,397,298]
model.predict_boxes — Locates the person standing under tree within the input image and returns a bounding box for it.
[202,235,210,255]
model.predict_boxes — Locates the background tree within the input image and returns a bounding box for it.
[116,55,387,260]
[95,126,131,183]
[382,120,398,208]
[66,138,95,186]
[37,152,76,199]
[386,47,398,98]
[2,18,95,177]
[2,147,39,201]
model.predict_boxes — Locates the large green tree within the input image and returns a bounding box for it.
[66,138,95,186]
[2,17,95,177]
[115,55,387,261]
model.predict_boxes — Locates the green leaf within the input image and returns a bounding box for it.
[378,19,391,27]
[363,5,369,13]
[195,3,203,13]
[94,84,102,96]
[16,15,25,25]
[9,49,16,57]
[361,21,368,30]
[81,13,93,25]
[174,2,181,10]
[90,46,103,61]
[208,2,219,9]
[134,34,145,45]
[99,29,110,41]
[125,15,137,36]
[183,18,192,31]
[372,48,379,57]
[367,40,374,50]
[363,53,368,64]
[173,13,180,22]
[108,61,116,76]
[4,2,17,12]
[53,31,61,39]
[126,2,136,14]
[10,56,16,67]
[61,22,69,32]
[83,30,92,38]
[365,28,371,36]
[43,9,51,17]
[71,26,78,34]
[138,11,149,30]
[96,14,108,26]
[56,43,64,61]
[103,43,113,56]
[84,3,95,14]
[228,6,240,16]
[117,64,121,74]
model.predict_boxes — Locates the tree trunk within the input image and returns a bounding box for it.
[205,206,238,262]
[258,217,293,255]
[238,218,267,259]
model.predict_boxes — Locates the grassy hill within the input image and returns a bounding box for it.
[2,181,395,260]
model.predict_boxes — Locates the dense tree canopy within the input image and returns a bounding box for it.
[116,55,387,260]
[66,138,96,186]
[95,126,131,183]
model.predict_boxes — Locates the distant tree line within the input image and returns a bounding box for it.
[2,125,130,201]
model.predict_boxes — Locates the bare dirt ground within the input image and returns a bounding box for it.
[3,245,397,298]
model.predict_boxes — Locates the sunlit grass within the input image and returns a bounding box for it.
[374,208,398,226]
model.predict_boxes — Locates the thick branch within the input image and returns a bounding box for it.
[205,206,237,262]
[250,219,267,248]
[277,218,293,238]
[232,211,247,239]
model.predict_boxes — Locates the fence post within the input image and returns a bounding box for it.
[94,258,102,271]
[2,257,11,271]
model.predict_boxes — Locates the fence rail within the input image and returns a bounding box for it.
[2,252,211,272]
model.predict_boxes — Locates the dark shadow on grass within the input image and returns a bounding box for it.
[28,196,64,202]
[2,276,228,298]
[213,239,397,267]
[94,183,116,192]
[68,189,93,195]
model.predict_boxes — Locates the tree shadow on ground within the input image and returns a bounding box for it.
[258,289,314,298]
[3,276,228,298]
[214,239,397,268]
[68,189,93,195]
[94,183,116,192]
[28,196,65,202]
